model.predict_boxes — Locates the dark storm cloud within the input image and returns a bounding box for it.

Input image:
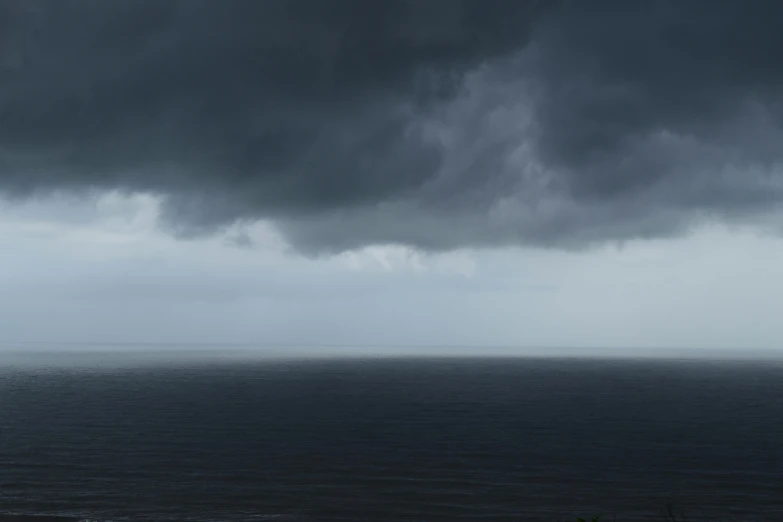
[531,1,783,199]
[2,0,783,252]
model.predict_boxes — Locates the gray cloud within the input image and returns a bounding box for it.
[2,0,783,252]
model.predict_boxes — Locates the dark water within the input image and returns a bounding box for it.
[1,356,782,521]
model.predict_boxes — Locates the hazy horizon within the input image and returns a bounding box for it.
[3,342,783,364]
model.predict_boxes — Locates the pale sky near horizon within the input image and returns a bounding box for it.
[2,192,782,353]
[3,1,783,355]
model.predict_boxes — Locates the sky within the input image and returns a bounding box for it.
[1,0,783,354]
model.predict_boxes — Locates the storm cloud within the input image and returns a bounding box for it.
[1,0,783,252]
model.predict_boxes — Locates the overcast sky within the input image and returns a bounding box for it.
[2,0,783,354]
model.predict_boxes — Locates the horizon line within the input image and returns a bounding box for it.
[0,340,781,355]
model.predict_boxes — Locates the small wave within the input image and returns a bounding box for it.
[0,515,83,522]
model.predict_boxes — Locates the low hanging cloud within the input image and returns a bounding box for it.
[1,0,783,253]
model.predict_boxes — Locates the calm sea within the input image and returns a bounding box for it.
[1,354,782,521]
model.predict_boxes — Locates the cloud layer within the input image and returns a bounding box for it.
[2,0,783,252]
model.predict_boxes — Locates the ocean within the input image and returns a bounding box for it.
[1,354,782,521]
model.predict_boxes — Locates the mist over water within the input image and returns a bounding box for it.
[2,344,782,366]
[1,354,782,521]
